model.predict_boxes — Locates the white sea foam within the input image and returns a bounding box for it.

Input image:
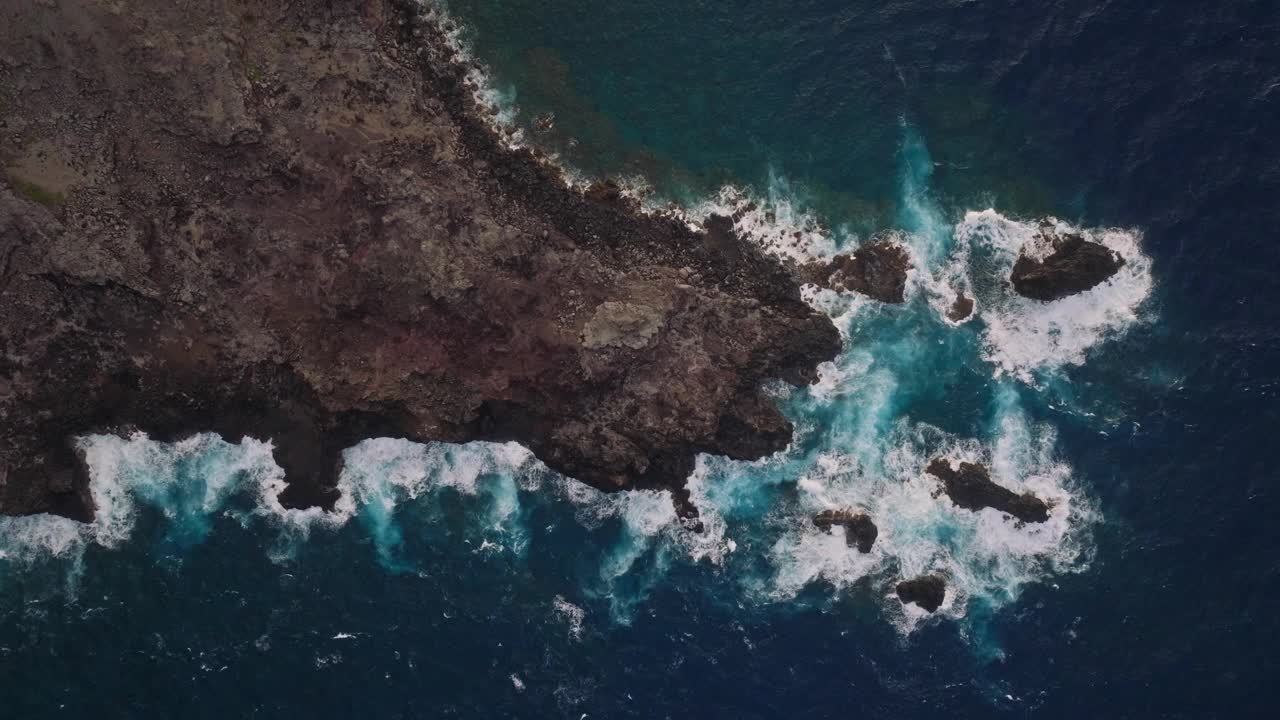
[335,438,536,564]
[764,410,1095,633]
[687,175,844,264]
[420,1,526,147]
[952,209,1154,382]
[0,432,280,584]
[552,595,586,641]
[0,513,85,565]
[79,432,279,549]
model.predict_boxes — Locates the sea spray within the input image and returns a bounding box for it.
[953,209,1155,382]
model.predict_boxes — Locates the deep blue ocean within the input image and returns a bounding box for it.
[3,0,1279,717]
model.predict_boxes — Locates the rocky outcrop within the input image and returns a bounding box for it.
[799,240,910,303]
[1010,227,1124,301]
[812,509,877,553]
[0,0,840,522]
[947,290,974,322]
[896,575,946,613]
[926,459,1049,523]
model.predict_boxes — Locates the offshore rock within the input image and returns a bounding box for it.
[812,509,877,553]
[798,239,910,303]
[896,575,946,613]
[947,290,975,323]
[0,0,840,521]
[1010,226,1124,301]
[926,459,1050,523]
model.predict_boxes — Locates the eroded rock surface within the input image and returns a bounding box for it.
[896,574,946,613]
[947,290,974,323]
[926,459,1049,524]
[812,509,877,553]
[1010,226,1124,301]
[0,0,840,521]
[799,239,910,303]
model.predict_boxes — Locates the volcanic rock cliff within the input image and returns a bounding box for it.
[0,0,841,522]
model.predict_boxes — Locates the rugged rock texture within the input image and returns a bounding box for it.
[926,459,1049,524]
[947,290,974,323]
[812,509,877,553]
[799,239,910,303]
[896,574,946,613]
[0,0,841,521]
[1010,227,1124,301]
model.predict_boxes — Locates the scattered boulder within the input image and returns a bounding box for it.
[925,459,1049,523]
[947,290,974,322]
[799,240,911,303]
[896,575,946,613]
[1010,227,1124,301]
[813,509,878,553]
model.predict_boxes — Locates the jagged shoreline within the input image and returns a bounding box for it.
[0,0,843,522]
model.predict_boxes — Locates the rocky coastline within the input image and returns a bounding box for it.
[0,0,844,522]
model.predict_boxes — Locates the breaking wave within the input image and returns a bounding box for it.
[951,210,1155,382]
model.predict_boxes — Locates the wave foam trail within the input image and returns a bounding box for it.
[689,172,845,264]
[898,124,951,269]
[338,439,536,567]
[0,513,85,566]
[0,433,278,588]
[658,145,1104,634]
[421,1,525,146]
[952,209,1154,382]
[764,411,1094,631]
[80,433,279,549]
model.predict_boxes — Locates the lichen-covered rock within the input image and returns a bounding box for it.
[0,0,840,522]
[926,459,1049,523]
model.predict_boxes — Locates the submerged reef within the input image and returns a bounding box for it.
[0,0,844,522]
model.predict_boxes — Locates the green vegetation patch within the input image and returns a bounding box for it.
[10,177,65,208]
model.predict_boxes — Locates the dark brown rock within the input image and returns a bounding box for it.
[925,459,1049,523]
[947,290,974,322]
[812,509,878,553]
[1010,227,1124,301]
[896,574,946,612]
[799,240,910,303]
[0,0,841,521]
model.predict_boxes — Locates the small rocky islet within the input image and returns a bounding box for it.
[1010,225,1125,301]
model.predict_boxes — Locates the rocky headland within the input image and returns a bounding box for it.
[0,0,845,522]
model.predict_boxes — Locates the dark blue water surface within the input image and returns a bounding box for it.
[3,1,1280,717]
